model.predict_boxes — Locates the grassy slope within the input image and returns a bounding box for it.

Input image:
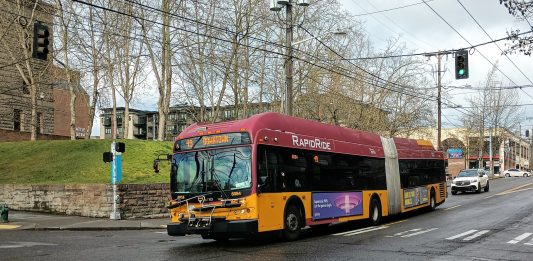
[0,139,173,184]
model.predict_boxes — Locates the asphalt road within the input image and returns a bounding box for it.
[2,177,533,261]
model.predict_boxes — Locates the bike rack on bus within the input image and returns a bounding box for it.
[168,195,245,230]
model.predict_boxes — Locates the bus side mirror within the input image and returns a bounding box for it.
[153,159,160,173]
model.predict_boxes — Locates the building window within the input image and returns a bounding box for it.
[117,127,123,133]
[13,109,21,131]
[105,128,111,134]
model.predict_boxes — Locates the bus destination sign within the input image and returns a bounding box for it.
[176,132,251,151]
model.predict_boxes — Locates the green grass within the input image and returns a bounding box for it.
[0,139,173,184]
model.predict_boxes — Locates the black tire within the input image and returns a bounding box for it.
[429,190,437,211]
[506,173,510,178]
[283,204,303,241]
[451,190,457,195]
[369,198,382,226]
[476,183,481,193]
[484,181,489,192]
[524,174,528,177]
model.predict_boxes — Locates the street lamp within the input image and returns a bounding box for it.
[270,1,345,116]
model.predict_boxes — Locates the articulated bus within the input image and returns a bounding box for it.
[166,112,446,241]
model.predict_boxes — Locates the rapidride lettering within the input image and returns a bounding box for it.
[291,135,331,150]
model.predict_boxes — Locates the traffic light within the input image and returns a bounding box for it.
[32,22,50,61]
[115,142,126,153]
[455,49,469,79]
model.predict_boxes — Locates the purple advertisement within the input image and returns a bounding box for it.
[312,192,363,220]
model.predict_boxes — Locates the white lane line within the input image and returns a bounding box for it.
[333,225,388,236]
[463,230,490,241]
[0,242,57,249]
[154,231,167,234]
[444,205,461,211]
[342,226,389,236]
[401,228,439,238]
[446,230,478,240]
[507,233,533,244]
[385,228,421,237]
[524,238,533,246]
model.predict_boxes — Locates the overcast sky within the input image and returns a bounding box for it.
[339,0,533,134]
[92,0,533,136]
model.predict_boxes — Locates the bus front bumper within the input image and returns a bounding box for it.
[167,219,258,237]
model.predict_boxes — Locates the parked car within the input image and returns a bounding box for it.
[502,169,530,177]
[451,169,489,195]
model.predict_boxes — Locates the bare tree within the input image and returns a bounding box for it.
[498,0,533,55]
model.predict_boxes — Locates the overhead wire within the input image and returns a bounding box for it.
[455,0,533,101]
[422,0,522,89]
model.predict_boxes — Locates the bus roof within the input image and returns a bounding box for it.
[176,112,439,157]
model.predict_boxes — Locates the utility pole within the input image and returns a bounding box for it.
[437,52,443,151]
[270,0,309,116]
[285,4,293,116]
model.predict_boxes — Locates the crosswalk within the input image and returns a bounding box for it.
[507,233,533,245]
[333,226,496,242]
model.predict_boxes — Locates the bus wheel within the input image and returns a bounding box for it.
[283,205,302,241]
[369,198,382,226]
[429,190,436,211]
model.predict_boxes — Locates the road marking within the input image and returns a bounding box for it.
[0,242,57,249]
[387,219,408,226]
[463,230,490,241]
[155,231,167,234]
[444,205,461,211]
[524,238,533,246]
[446,230,478,240]
[0,224,21,230]
[385,228,421,237]
[401,228,439,238]
[160,225,167,228]
[334,225,389,236]
[496,187,533,196]
[507,233,533,244]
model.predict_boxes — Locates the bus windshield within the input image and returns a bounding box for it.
[171,146,252,194]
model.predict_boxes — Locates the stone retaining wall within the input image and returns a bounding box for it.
[0,183,170,219]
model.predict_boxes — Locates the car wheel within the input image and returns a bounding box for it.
[451,190,457,195]
[524,174,528,177]
[505,173,510,178]
[484,181,489,192]
[476,183,481,193]
[283,204,302,241]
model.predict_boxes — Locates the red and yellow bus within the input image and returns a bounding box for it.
[166,112,446,241]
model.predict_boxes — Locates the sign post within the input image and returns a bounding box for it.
[103,142,125,220]
[110,142,121,220]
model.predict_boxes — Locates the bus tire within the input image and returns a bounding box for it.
[283,204,303,241]
[369,197,382,226]
[429,189,436,211]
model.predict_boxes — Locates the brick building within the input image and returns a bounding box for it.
[0,1,89,141]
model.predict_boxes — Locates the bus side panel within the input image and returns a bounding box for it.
[400,184,441,213]
[335,190,388,222]
[257,192,311,232]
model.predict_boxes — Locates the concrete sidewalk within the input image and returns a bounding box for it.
[0,211,169,231]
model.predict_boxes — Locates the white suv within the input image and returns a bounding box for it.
[451,169,489,195]
[502,169,530,177]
